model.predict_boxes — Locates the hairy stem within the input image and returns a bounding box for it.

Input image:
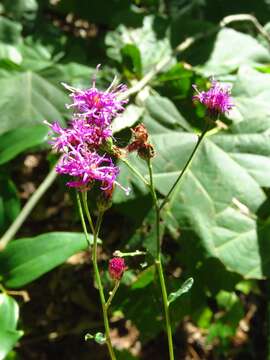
[147,159,175,360]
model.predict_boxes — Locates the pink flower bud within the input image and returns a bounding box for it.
[109,257,126,280]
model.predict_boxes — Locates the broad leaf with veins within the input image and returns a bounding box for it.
[116,66,270,279]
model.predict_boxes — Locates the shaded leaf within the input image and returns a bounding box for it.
[0,232,92,288]
[0,71,67,135]
[0,294,23,360]
[106,16,172,74]
[0,125,48,165]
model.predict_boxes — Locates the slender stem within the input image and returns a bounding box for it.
[81,191,95,234]
[147,159,174,360]
[156,258,174,359]
[76,191,92,247]
[0,162,59,251]
[120,157,150,188]
[105,281,120,310]
[147,159,161,255]
[82,202,116,360]
[159,128,208,211]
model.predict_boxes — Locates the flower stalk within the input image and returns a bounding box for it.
[159,127,209,211]
[147,158,175,360]
[77,194,116,360]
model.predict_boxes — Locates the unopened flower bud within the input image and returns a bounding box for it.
[109,257,126,280]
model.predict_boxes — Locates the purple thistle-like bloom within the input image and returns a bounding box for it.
[45,70,130,195]
[62,81,128,128]
[192,80,233,117]
[45,119,112,151]
[56,146,120,190]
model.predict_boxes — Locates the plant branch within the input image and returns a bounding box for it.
[76,191,92,248]
[159,128,208,211]
[81,192,95,234]
[220,14,270,43]
[82,203,116,360]
[105,280,120,310]
[0,163,59,251]
[120,157,150,187]
[147,159,174,360]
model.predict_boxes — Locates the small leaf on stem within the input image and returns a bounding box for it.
[168,277,194,306]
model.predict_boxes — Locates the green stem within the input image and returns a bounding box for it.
[121,157,150,188]
[76,192,92,247]
[147,159,175,360]
[82,201,116,360]
[159,128,208,211]
[156,257,174,359]
[81,192,95,234]
[105,281,120,310]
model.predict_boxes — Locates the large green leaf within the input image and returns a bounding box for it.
[0,176,20,233]
[105,16,173,75]
[199,28,270,75]
[0,294,23,360]
[0,232,91,288]
[0,125,48,165]
[0,71,67,135]
[118,67,270,279]
[0,16,22,64]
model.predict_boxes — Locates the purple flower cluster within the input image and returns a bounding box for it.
[46,74,129,194]
[193,80,233,117]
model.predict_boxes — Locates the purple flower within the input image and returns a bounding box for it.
[62,81,128,128]
[192,80,233,117]
[45,119,112,151]
[45,68,130,195]
[55,146,130,194]
[56,146,117,189]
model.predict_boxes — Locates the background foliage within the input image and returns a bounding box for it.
[0,0,270,359]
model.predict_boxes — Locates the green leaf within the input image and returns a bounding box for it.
[145,94,192,131]
[168,277,194,305]
[0,16,22,64]
[0,71,67,135]
[131,265,155,290]
[0,176,20,233]
[112,104,144,134]
[118,67,270,279]
[0,293,19,330]
[200,28,270,75]
[121,44,142,77]
[0,330,23,360]
[2,0,38,20]
[0,232,91,288]
[106,16,173,75]
[0,17,22,44]
[0,294,23,360]
[0,125,48,165]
